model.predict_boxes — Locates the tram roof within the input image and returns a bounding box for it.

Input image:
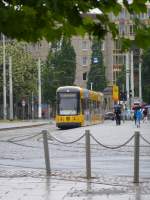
[56,86,82,93]
[56,86,103,101]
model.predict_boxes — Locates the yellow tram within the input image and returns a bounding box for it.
[55,86,104,128]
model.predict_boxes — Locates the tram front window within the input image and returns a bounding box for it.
[58,93,78,115]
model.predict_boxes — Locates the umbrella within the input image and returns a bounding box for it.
[132,105,141,110]
[113,104,121,111]
[113,104,121,108]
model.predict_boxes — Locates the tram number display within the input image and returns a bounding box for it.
[59,93,77,98]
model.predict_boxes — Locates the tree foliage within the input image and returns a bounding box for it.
[0,41,37,103]
[0,0,150,49]
[87,37,106,92]
[141,49,150,103]
[42,37,76,104]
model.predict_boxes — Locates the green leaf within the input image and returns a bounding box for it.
[130,0,147,13]
[134,28,150,49]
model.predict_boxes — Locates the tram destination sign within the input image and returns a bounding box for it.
[60,93,77,98]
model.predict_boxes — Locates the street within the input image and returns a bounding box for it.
[0,120,150,200]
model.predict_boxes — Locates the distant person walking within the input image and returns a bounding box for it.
[135,107,142,128]
[133,109,137,125]
[143,108,148,123]
[114,106,121,125]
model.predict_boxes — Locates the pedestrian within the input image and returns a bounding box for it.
[143,108,148,123]
[114,106,121,125]
[135,107,142,128]
[133,109,137,125]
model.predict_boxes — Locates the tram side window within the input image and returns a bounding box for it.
[91,100,94,112]
[95,101,98,114]
[93,101,95,113]
[88,99,91,112]
[99,102,102,113]
[81,99,85,114]
[97,102,100,112]
[94,101,98,114]
[85,99,87,110]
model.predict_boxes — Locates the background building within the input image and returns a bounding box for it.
[71,35,92,88]
[24,40,50,61]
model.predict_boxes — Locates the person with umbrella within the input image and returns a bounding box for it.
[135,107,142,128]
[114,104,121,125]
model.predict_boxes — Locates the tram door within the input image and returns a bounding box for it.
[81,98,90,126]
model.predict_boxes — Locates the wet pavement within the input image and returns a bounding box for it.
[0,120,150,200]
[0,169,150,200]
[0,120,51,131]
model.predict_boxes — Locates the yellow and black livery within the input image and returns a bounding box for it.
[56,86,104,128]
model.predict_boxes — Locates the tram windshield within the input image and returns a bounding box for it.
[58,93,78,115]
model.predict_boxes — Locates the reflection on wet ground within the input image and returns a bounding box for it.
[0,121,150,199]
[0,167,150,200]
[0,173,150,200]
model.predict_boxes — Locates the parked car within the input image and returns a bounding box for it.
[104,112,115,120]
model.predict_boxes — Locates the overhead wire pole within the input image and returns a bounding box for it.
[31,92,34,120]
[90,82,93,90]
[139,58,142,102]
[126,52,130,107]
[130,50,134,105]
[9,56,13,120]
[38,57,42,119]
[2,34,7,120]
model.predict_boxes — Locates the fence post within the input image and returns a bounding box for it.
[85,130,91,179]
[134,131,140,184]
[42,130,51,175]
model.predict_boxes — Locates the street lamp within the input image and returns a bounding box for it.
[9,56,13,120]
[130,50,134,104]
[126,52,130,103]
[2,34,7,120]
[139,51,142,102]
[38,57,42,119]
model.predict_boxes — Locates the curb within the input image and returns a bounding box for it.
[0,122,51,132]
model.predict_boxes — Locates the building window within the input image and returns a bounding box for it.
[119,23,126,35]
[129,24,135,35]
[83,72,87,80]
[113,71,116,84]
[114,40,121,50]
[119,8,126,19]
[82,56,87,65]
[113,55,125,65]
[82,40,88,50]
[140,13,145,19]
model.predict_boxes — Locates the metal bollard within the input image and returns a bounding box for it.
[42,130,51,175]
[85,130,91,179]
[133,131,140,184]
